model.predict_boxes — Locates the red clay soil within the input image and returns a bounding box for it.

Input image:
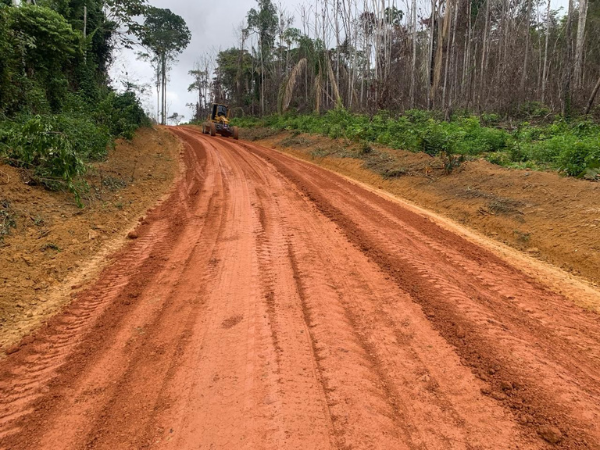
[1,127,600,449]
[249,130,600,288]
[0,127,180,351]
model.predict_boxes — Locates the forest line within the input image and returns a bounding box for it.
[188,0,600,120]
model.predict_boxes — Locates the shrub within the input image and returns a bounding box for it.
[556,139,600,176]
[234,109,600,179]
[0,114,110,200]
[2,116,84,189]
[516,101,551,119]
[485,151,512,166]
[95,91,150,140]
[419,121,452,156]
[481,113,501,126]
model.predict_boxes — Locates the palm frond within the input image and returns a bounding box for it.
[279,58,307,113]
[326,56,342,107]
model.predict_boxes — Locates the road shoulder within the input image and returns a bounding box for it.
[0,127,182,353]
[242,128,600,312]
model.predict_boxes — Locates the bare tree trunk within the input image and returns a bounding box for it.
[562,0,574,116]
[496,0,507,86]
[372,0,383,107]
[315,67,322,113]
[479,0,490,109]
[433,0,451,107]
[386,0,394,80]
[327,54,342,105]
[443,0,458,109]
[410,0,417,107]
[536,5,543,92]
[584,75,600,114]
[156,63,160,123]
[349,0,357,109]
[427,0,437,109]
[461,1,471,102]
[361,0,368,108]
[250,48,255,116]
[164,56,168,125]
[469,41,478,109]
[541,0,551,104]
[574,0,588,88]
[161,55,166,125]
[260,42,265,116]
[520,0,532,94]
[335,0,341,93]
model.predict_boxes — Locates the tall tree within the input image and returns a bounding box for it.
[541,0,552,104]
[246,0,278,115]
[574,0,589,88]
[137,7,190,124]
[521,0,533,94]
[202,0,600,117]
[188,63,211,121]
[563,0,574,116]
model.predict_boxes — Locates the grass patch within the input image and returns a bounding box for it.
[233,109,600,180]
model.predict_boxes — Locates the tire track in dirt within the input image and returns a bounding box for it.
[213,136,502,448]
[0,128,214,447]
[209,131,529,449]
[44,132,229,449]
[242,139,600,448]
[0,175,178,442]
[129,132,335,450]
[1,127,598,449]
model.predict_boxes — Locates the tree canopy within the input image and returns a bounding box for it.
[138,6,191,124]
[0,0,162,201]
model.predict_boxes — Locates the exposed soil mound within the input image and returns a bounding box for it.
[0,127,180,351]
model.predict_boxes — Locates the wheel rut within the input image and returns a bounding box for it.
[1,127,599,449]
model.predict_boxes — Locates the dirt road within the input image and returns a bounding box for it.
[2,126,600,449]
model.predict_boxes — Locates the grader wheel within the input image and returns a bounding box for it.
[209,122,216,136]
[232,126,239,140]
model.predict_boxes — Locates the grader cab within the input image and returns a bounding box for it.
[202,104,239,140]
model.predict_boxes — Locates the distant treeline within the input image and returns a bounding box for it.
[189,0,600,120]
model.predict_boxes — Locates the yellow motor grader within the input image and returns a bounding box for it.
[202,103,239,140]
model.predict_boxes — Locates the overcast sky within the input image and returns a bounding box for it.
[110,0,266,122]
[109,0,569,123]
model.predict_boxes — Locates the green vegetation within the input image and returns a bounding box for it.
[0,92,148,202]
[234,110,600,180]
[0,0,187,203]
[201,0,600,181]
[138,6,191,125]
